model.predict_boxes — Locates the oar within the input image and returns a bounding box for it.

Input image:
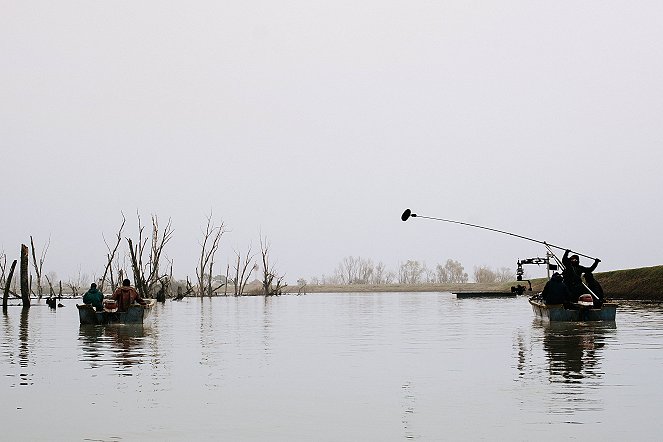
[401,208,598,261]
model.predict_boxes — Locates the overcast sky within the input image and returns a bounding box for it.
[2,1,662,284]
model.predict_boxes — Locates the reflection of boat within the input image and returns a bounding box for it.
[529,297,617,322]
[78,324,148,369]
[76,300,156,325]
[539,321,615,381]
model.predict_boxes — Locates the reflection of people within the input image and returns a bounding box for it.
[112,279,146,312]
[541,322,611,381]
[562,250,600,300]
[82,283,104,311]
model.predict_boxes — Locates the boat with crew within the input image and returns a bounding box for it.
[518,253,617,322]
[529,295,617,322]
[77,299,156,325]
[400,208,618,322]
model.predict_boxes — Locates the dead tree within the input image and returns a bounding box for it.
[100,213,126,293]
[127,213,173,298]
[2,260,17,309]
[29,236,49,299]
[20,244,30,307]
[197,213,225,297]
[0,252,6,289]
[44,274,57,298]
[259,236,287,296]
[232,247,256,296]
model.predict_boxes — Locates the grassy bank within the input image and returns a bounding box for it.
[286,265,663,301]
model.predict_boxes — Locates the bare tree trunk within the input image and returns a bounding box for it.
[100,213,125,293]
[259,236,287,296]
[44,274,56,297]
[29,236,49,299]
[197,213,225,297]
[127,238,146,298]
[224,264,229,296]
[126,214,173,299]
[3,260,17,309]
[20,244,30,307]
[233,247,255,296]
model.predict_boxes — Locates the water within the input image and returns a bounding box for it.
[2,293,663,441]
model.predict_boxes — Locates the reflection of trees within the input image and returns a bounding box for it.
[540,322,615,383]
[19,308,32,386]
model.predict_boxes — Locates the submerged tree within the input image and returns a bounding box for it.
[259,235,287,296]
[100,213,126,293]
[29,236,50,299]
[231,246,256,296]
[127,213,174,298]
[197,213,225,297]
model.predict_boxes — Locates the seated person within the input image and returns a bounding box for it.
[82,283,104,311]
[112,279,146,312]
[541,272,571,305]
[584,272,605,307]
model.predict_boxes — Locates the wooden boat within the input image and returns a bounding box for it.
[529,297,617,322]
[77,299,156,325]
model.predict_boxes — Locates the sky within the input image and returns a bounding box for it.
[2,1,662,284]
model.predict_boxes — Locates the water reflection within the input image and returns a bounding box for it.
[401,381,417,440]
[18,308,32,386]
[78,324,148,372]
[537,321,615,383]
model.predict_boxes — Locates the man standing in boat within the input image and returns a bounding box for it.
[562,250,601,300]
[112,279,147,312]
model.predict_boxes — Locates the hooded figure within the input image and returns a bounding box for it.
[541,272,571,305]
[112,279,146,312]
[562,250,600,299]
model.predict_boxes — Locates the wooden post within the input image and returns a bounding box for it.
[20,245,30,307]
[3,260,17,309]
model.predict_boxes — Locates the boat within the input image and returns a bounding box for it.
[529,296,617,322]
[77,299,156,325]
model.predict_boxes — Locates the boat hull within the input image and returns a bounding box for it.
[77,300,156,325]
[529,298,617,322]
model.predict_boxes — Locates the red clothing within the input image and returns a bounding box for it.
[112,286,146,312]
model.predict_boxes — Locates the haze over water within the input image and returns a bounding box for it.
[2,293,662,440]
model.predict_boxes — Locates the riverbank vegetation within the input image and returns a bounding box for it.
[289,266,663,301]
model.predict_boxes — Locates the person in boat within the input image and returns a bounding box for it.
[82,283,104,311]
[112,279,146,312]
[562,250,601,300]
[584,272,605,307]
[541,272,571,304]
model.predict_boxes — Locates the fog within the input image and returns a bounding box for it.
[2,1,662,283]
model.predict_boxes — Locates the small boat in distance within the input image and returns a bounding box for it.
[529,296,617,322]
[77,299,156,325]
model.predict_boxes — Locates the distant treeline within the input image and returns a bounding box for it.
[299,257,514,286]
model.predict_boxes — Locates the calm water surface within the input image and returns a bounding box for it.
[2,293,663,441]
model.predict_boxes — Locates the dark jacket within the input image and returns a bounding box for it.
[541,272,571,304]
[112,286,146,312]
[562,250,599,296]
[82,288,104,311]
